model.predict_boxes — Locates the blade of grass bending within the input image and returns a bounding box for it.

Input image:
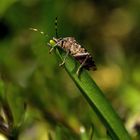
[53,47,131,140]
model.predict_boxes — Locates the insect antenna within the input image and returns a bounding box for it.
[29,27,49,38]
[55,17,58,38]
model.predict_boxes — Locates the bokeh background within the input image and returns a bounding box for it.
[0,0,140,139]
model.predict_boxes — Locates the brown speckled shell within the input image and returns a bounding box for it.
[53,37,96,70]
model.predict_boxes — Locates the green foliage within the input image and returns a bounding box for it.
[0,0,17,16]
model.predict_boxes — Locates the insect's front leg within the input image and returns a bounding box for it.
[47,43,53,52]
[48,42,58,53]
[48,39,63,53]
[49,46,55,53]
[59,50,69,67]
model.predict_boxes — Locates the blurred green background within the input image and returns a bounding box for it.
[0,0,140,139]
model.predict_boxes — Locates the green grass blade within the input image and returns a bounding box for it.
[53,47,131,140]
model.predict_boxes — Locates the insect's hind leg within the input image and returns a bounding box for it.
[76,55,89,75]
[59,50,69,67]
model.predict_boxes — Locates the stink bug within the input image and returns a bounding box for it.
[30,18,96,75]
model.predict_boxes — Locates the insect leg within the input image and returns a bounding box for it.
[76,55,89,75]
[59,50,69,67]
[48,41,61,53]
[49,45,55,53]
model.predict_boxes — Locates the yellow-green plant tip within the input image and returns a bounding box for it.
[50,40,56,46]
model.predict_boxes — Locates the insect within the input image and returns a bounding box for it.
[30,18,96,75]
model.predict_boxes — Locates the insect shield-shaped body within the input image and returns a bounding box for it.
[49,37,97,75]
[30,18,96,75]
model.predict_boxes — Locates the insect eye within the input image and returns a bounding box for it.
[49,40,56,47]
